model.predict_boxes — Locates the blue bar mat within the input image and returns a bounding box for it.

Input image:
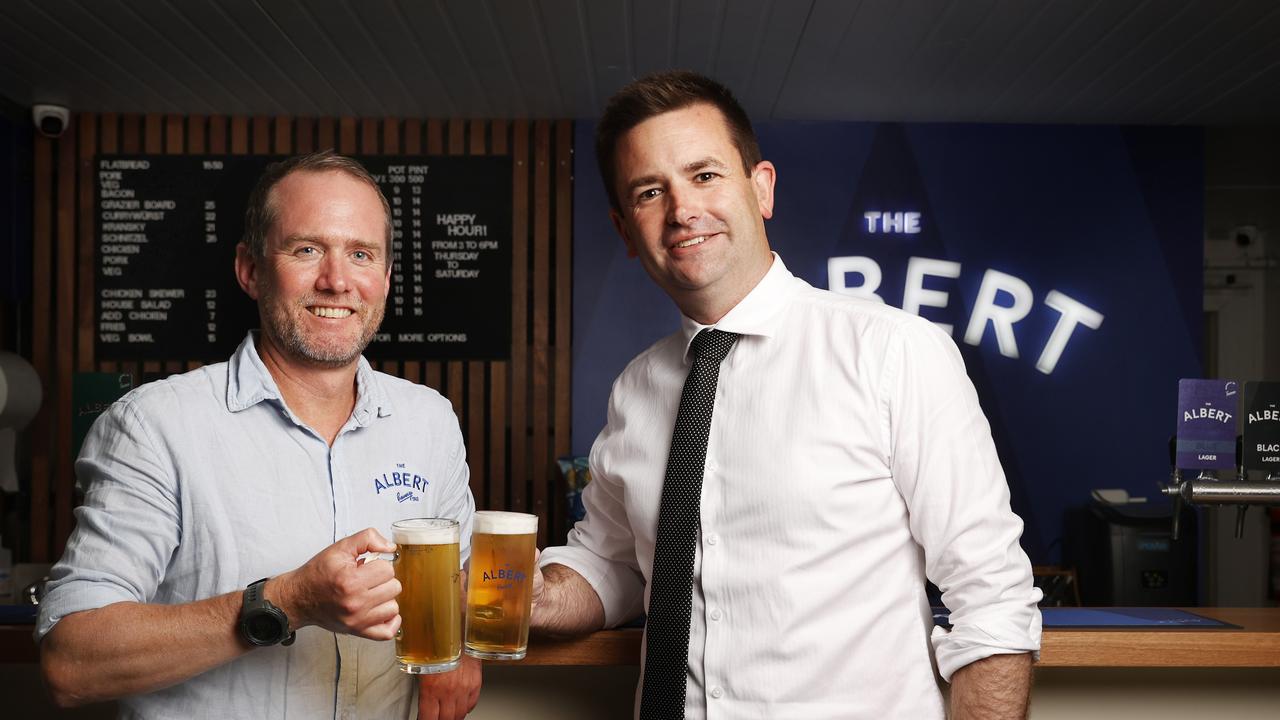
[931,607,1238,630]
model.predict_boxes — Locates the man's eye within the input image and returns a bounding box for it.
[695,172,718,182]
[297,246,317,256]
[637,188,661,202]
[353,251,369,261]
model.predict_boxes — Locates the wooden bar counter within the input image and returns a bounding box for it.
[5,608,1279,720]
[520,607,1280,667]
[4,607,1278,666]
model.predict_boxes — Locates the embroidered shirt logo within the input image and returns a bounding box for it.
[374,463,428,503]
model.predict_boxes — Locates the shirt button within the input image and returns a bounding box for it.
[706,533,719,546]
[710,608,722,621]
[710,686,724,699]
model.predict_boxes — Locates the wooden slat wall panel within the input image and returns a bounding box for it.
[531,121,551,547]
[187,116,207,373]
[489,120,510,515]
[28,135,52,562]
[27,115,574,565]
[53,121,76,558]
[424,119,444,395]
[553,119,574,543]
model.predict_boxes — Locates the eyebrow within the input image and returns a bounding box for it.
[280,235,383,254]
[623,156,732,196]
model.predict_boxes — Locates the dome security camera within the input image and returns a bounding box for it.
[32,104,70,138]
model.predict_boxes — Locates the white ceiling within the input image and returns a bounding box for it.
[1,0,1278,124]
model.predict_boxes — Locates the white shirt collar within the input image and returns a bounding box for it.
[677,252,797,362]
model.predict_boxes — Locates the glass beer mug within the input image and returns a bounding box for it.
[464,511,538,660]
[392,518,461,674]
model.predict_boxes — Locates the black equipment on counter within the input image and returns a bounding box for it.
[1064,499,1197,606]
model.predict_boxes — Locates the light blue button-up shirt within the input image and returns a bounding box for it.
[37,332,475,719]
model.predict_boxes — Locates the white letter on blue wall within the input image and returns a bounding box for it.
[828,256,884,302]
[964,269,1033,359]
[902,257,962,334]
[1035,290,1105,374]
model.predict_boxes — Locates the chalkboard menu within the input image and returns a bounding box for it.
[95,155,512,361]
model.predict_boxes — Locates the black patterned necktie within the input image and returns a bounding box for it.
[640,328,741,720]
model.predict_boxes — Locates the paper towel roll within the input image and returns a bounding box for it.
[0,351,42,492]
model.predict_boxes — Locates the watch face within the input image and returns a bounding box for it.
[245,612,282,644]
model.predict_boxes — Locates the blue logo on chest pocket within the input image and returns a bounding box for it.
[374,466,428,503]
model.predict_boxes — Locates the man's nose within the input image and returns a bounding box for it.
[315,254,349,293]
[665,183,700,226]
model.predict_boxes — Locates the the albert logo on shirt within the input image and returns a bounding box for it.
[373,463,428,503]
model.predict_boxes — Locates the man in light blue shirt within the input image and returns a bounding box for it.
[37,151,480,719]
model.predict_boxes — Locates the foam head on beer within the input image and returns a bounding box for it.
[392,517,460,545]
[471,511,538,535]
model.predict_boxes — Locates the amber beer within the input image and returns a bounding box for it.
[392,518,461,674]
[464,511,538,660]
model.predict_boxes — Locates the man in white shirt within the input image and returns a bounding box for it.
[38,152,480,720]
[531,71,1041,719]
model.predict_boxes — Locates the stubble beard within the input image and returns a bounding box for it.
[260,287,385,368]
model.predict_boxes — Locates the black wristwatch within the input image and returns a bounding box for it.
[238,577,296,647]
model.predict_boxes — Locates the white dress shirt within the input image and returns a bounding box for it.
[541,255,1042,719]
[38,332,475,720]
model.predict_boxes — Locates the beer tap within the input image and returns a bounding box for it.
[1162,380,1280,539]
[1234,436,1248,539]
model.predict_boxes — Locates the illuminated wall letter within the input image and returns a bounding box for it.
[904,212,921,234]
[1035,290,1105,374]
[963,269,1033,358]
[902,256,962,334]
[883,212,903,233]
[827,256,884,302]
[863,211,881,233]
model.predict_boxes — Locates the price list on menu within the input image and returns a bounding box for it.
[94,155,512,361]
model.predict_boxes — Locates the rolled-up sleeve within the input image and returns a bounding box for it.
[881,318,1042,681]
[35,397,181,642]
[539,402,645,627]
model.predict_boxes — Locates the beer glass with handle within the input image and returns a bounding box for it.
[392,518,461,674]
[464,511,538,660]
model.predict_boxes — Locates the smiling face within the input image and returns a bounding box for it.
[235,169,391,370]
[609,102,776,323]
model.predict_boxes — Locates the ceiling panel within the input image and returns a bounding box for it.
[217,0,354,116]
[1052,1,1224,122]
[0,0,1278,124]
[712,0,771,97]
[491,0,563,118]
[631,0,677,78]
[169,0,323,116]
[0,1,154,111]
[537,0,597,117]
[583,0,632,109]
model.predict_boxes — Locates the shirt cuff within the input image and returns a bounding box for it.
[34,579,140,643]
[538,545,644,628]
[931,606,1043,682]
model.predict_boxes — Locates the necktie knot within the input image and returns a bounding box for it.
[691,329,740,364]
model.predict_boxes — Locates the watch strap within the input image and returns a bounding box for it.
[240,577,296,647]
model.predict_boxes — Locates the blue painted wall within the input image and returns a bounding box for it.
[572,120,1203,564]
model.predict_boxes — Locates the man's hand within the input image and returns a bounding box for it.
[418,653,482,720]
[528,561,606,637]
[270,527,402,640]
[949,652,1033,720]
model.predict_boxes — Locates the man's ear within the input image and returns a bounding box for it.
[610,209,638,258]
[751,160,777,220]
[234,242,261,300]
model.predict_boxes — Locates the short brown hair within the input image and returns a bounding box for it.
[595,70,761,211]
[242,150,392,258]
